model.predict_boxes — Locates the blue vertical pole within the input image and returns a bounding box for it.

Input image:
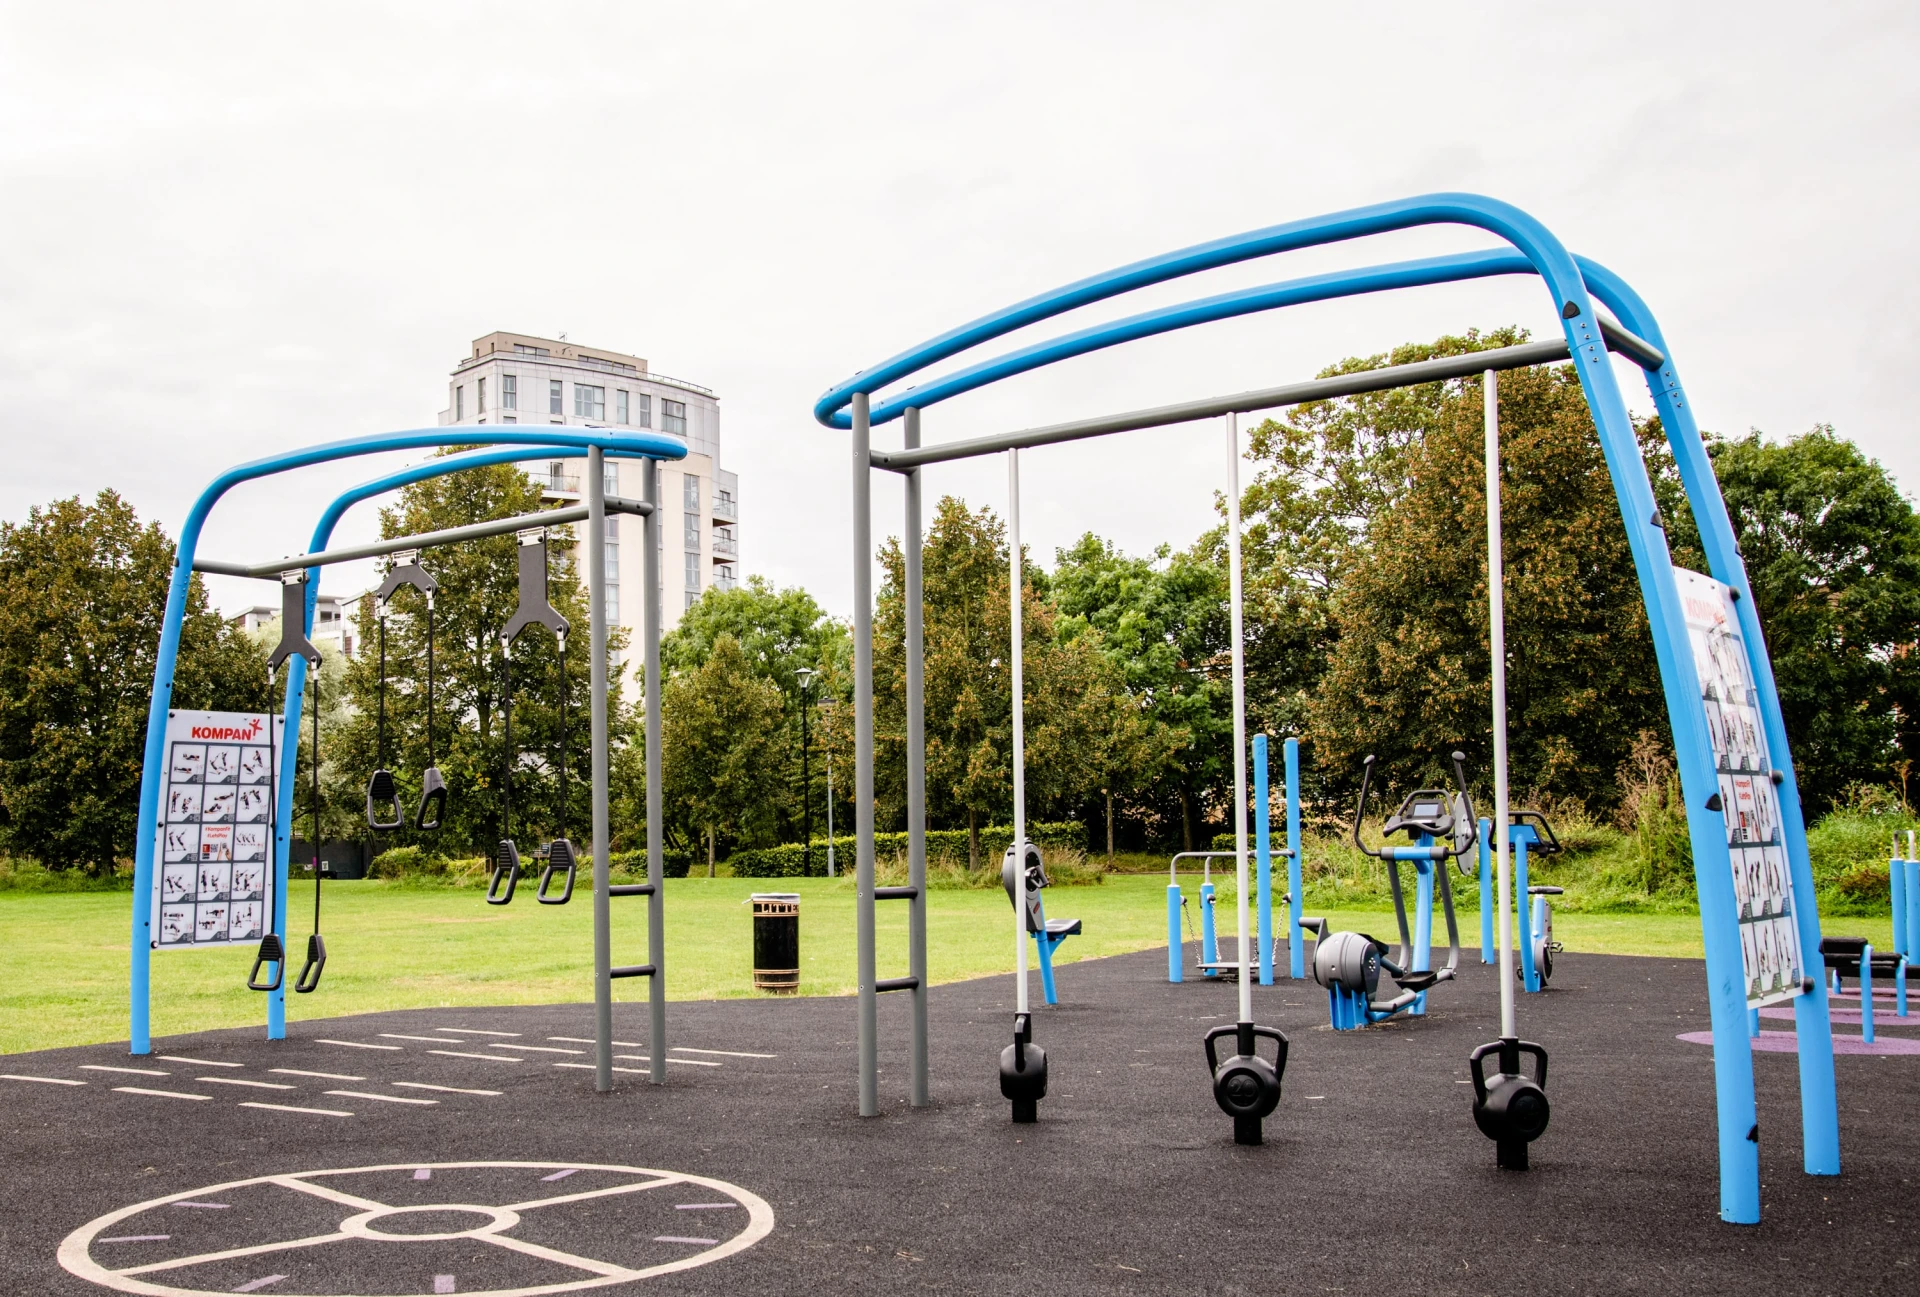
[1167,880,1183,983]
[1200,879,1218,975]
[1904,860,1920,966]
[1478,817,1494,964]
[1516,837,1538,992]
[1411,847,1433,1016]
[1860,944,1875,1044]
[1254,735,1273,985]
[1892,852,1908,958]
[1285,738,1304,980]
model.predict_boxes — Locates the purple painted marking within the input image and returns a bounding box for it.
[433,1276,456,1294]
[413,1168,431,1181]
[1763,1007,1916,1026]
[99,1234,170,1243]
[653,1235,718,1245]
[231,1276,287,1293]
[540,1168,579,1182]
[174,1201,230,1209]
[675,1203,739,1210]
[1678,1029,1920,1056]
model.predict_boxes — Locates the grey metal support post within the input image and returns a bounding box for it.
[853,392,878,1117]
[588,447,613,1093]
[903,406,929,1106]
[644,458,666,1085]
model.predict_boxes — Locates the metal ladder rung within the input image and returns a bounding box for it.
[875,886,919,900]
[609,883,656,897]
[875,975,920,993]
[609,964,658,980]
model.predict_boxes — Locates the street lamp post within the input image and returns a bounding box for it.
[795,667,815,876]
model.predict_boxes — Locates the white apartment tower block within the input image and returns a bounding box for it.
[437,331,740,665]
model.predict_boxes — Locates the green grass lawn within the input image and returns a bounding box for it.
[0,874,1892,1054]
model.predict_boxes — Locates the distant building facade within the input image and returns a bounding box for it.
[436,331,739,677]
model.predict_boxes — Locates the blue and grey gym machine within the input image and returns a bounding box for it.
[1168,734,1305,985]
[1475,809,1564,990]
[820,193,1839,1219]
[1301,752,1475,1029]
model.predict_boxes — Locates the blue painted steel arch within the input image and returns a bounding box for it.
[818,193,1838,1223]
[131,427,685,1054]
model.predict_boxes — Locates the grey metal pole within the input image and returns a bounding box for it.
[1008,448,1029,1017]
[903,406,929,1106]
[1225,415,1252,1023]
[644,458,666,1085]
[853,392,878,1117]
[1486,370,1515,1043]
[589,448,613,1093]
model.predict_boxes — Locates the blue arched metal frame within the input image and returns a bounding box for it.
[131,427,685,1054]
[816,192,1838,1224]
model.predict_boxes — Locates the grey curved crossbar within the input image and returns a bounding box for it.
[501,531,572,645]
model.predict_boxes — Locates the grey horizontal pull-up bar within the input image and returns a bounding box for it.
[870,323,1665,472]
[194,496,653,581]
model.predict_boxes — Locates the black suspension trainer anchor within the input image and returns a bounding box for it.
[251,571,325,993]
[489,527,571,906]
[1205,1021,1289,1146]
[999,1012,1048,1124]
[367,550,440,833]
[1469,1037,1551,1169]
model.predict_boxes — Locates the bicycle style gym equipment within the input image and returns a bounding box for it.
[1301,751,1475,1030]
[489,527,575,907]
[821,194,1839,1219]
[133,426,681,1101]
[370,550,446,832]
[1002,841,1081,1006]
[1470,369,1550,1169]
[1475,809,1565,990]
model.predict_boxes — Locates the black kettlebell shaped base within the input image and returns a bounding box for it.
[1469,1037,1550,1170]
[1205,1022,1288,1147]
[999,1013,1047,1124]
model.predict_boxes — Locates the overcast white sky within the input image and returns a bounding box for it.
[2,3,1914,619]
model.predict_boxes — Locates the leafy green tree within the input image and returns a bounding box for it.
[1305,354,1678,808]
[329,459,623,856]
[0,491,271,874]
[660,633,787,869]
[1050,533,1219,849]
[1675,427,1920,809]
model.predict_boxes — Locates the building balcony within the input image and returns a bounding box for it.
[712,492,738,523]
[536,468,581,497]
[711,534,738,560]
[714,567,738,592]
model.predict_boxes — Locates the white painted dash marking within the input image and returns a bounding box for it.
[99,1234,170,1243]
[676,1202,739,1210]
[316,1039,400,1051]
[391,1082,502,1096]
[232,1276,287,1293]
[173,1201,230,1209]
[198,1077,296,1090]
[436,1027,520,1037]
[429,1050,521,1062]
[1,1074,86,1086]
[434,1275,456,1293]
[540,1169,580,1182]
[156,1055,245,1068]
[487,1044,580,1055]
[671,1046,777,1059]
[614,1054,720,1068]
[653,1235,717,1245]
[270,1069,364,1081]
[414,1169,432,1180]
[326,1090,436,1106]
[82,1065,170,1077]
[549,1036,643,1048]
[238,1101,351,1117]
[380,1034,473,1044]
[552,1063,650,1075]
[113,1087,210,1101]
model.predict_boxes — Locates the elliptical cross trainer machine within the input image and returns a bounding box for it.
[1301,751,1476,1029]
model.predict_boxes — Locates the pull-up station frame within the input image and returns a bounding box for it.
[817,193,1838,1225]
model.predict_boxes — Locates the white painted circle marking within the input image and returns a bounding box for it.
[58,1160,774,1297]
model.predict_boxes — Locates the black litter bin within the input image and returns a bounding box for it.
[752,893,801,995]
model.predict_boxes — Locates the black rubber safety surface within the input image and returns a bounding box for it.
[4,946,1918,1296]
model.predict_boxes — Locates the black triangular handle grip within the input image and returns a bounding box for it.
[293,932,327,994]
[538,839,578,905]
[248,934,285,992]
[415,767,447,831]
[365,769,404,831]
[487,840,521,905]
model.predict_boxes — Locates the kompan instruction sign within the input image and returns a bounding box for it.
[152,709,283,950]
[1676,568,1805,1009]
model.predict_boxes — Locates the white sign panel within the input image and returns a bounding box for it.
[1675,569,1805,1009]
[152,709,282,950]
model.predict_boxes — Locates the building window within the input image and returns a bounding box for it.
[662,399,687,435]
[477,377,486,414]
[455,386,464,420]
[502,374,517,410]
[616,390,629,424]
[635,394,652,428]
[575,384,606,419]
[684,515,700,549]
[604,462,618,496]
[604,519,620,621]
[685,553,702,592]
[683,474,700,512]
[549,379,563,415]
[503,415,516,423]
